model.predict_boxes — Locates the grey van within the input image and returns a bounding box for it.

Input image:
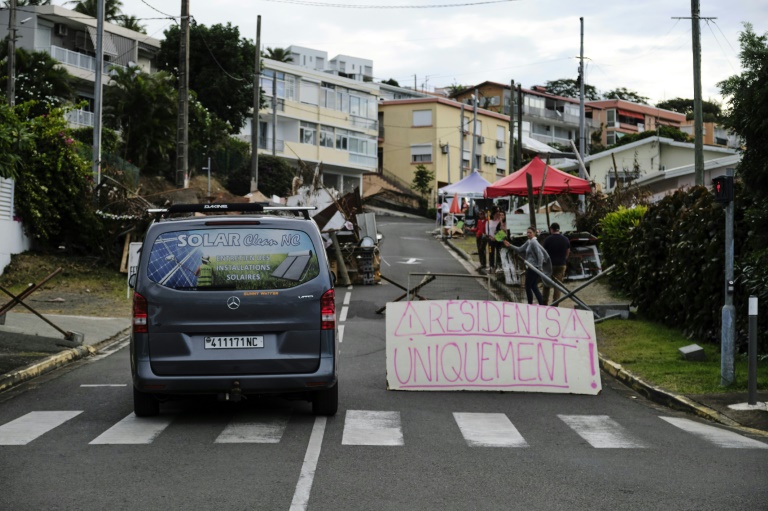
[130,203,338,416]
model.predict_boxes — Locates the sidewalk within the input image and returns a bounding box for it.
[443,237,768,437]
[0,311,129,393]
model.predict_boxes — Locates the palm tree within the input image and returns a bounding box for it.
[67,0,124,21]
[115,15,146,34]
[264,47,293,63]
[5,1,52,6]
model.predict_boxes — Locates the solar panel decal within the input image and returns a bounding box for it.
[270,256,294,279]
[281,255,311,281]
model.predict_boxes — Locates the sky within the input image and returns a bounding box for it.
[57,0,767,106]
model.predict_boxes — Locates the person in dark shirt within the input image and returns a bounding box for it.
[542,223,570,305]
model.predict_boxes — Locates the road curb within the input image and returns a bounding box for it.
[446,237,766,437]
[0,328,130,394]
[598,356,768,438]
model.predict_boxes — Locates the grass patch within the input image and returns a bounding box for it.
[596,318,768,394]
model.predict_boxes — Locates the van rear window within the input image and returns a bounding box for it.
[147,228,320,290]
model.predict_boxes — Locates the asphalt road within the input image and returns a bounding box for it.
[0,216,766,511]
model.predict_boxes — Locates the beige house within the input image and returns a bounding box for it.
[587,100,685,146]
[562,136,738,195]
[378,97,511,199]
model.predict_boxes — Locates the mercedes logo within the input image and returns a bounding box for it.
[226,296,241,310]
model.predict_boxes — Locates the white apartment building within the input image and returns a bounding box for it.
[0,4,161,128]
[245,59,380,195]
[286,45,373,82]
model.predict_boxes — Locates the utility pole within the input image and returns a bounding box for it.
[721,168,736,385]
[271,70,277,156]
[6,0,16,107]
[507,80,514,174]
[470,89,478,179]
[92,0,105,186]
[459,104,465,180]
[445,142,451,185]
[176,0,190,188]
[251,15,261,193]
[673,1,715,186]
[578,17,586,212]
[516,84,523,170]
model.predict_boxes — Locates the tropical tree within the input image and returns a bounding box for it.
[603,87,649,104]
[264,47,293,63]
[67,0,124,21]
[6,1,52,5]
[103,66,177,175]
[115,15,146,34]
[381,78,399,87]
[656,97,723,121]
[0,103,33,180]
[544,78,599,101]
[0,47,75,118]
[157,22,256,132]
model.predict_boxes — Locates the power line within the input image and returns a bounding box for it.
[259,0,520,8]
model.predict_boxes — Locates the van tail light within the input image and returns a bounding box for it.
[321,289,336,330]
[133,292,148,333]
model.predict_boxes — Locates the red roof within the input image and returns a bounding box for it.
[484,156,592,198]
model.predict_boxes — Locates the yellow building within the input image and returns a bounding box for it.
[378,97,511,200]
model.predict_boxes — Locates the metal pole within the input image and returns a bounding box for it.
[578,17,586,213]
[271,70,277,156]
[92,0,105,186]
[508,80,515,174]
[748,296,758,405]
[206,156,211,196]
[6,0,16,107]
[251,15,261,193]
[721,167,735,386]
[176,0,190,188]
[470,89,478,178]
[459,104,465,179]
[517,84,523,170]
[445,143,450,185]
[691,0,704,186]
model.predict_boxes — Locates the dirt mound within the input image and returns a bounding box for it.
[137,175,246,206]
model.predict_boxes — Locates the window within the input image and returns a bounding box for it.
[319,126,334,148]
[606,132,615,145]
[411,144,432,163]
[413,110,432,127]
[525,96,545,109]
[323,173,340,191]
[300,122,317,145]
[489,96,500,106]
[300,80,319,105]
[336,129,348,150]
[606,109,616,124]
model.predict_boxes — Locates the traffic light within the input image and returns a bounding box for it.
[712,175,734,204]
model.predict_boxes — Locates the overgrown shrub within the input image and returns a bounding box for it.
[598,205,647,273]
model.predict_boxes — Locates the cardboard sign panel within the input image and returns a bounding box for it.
[386,300,601,395]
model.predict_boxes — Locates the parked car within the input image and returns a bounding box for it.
[129,203,338,416]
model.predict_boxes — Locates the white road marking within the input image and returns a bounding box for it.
[559,415,647,448]
[88,338,129,361]
[347,285,353,290]
[660,416,768,448]
[342,410,404,446]
[80,384,127,387]
[215,413,288,444]
[398,258,422,265]
[454,412,528,448]
[89,413,174,445]
[0,411,82,445]
[380,257,390,267]
[289,416,327,511]
[343,292,351,305]
[339,306,349,322]
[338,325,344,344]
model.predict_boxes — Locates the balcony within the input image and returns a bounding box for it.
[41,45,125,75]
[258,137,285,152]
[65,108,94,127]
[523,105,599,129]
[263,97,285,112]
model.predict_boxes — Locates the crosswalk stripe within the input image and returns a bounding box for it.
[0,411,83,445]
[342,410,404,446]
[89,413,174,445]
[215,413,289,444]
[559,415,647,448]
[660,416,768,449]
[454,412,528,448]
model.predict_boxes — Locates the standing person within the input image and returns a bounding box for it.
[195,255,214,287]
[542,222,570,306]
[471,208,488,270]
[485,207,504,271]
[503,227,549,305]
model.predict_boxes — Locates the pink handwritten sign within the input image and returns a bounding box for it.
[386,300,601,395]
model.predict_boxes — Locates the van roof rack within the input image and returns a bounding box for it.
[148,203,317,220]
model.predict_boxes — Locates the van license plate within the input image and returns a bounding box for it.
[205,336,264,349]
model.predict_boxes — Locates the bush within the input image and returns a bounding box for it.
[598,205,647,275]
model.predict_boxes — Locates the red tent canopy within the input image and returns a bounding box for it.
[484,156,591,198]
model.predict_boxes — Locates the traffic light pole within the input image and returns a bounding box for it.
[720,167,735,386]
